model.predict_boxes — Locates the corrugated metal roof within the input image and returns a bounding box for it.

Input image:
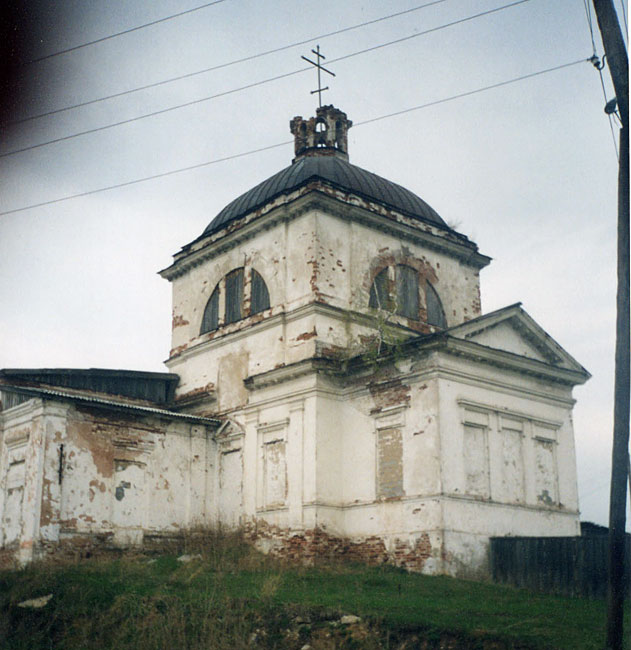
[203,154,446,236]
[0,384,220,426]
[0,368,178,405]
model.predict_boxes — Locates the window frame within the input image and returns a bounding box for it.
[200,266,270,335]
[368,264,447,329]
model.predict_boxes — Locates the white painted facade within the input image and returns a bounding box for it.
[0,106,589,574]
[0,390,217,565]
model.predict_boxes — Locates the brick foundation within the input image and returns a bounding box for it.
[1,524,435,572]
[245,520,434,572]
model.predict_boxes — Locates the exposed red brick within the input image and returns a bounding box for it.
[244,521,432,572]
[169,344,188,358]
[171,314,189,329]
[175,383,215,403]
[369,378,411,413]
[296,328,317,341]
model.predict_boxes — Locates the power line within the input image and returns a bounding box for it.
[1,68,308,159]
[24,0,230,65]
[582,0,598,55]
[599,67,621,161]
[0,141,292,217]
[0,57,588,217]
[353,59,586,127]
[583,0,620,159]
[0,0,532,159]
[328,1,531,71]
[10,0,449,126]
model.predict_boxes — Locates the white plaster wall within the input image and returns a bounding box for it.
[225,372,320,532]
[0,399,47,563]
[1,399,215,559]
[302,346,579,575]
[339,498,443,537]
[340,394,377,507]
[315,392,344,508]
[166,202,484,406]
[343,215,482,325]
[158,194,584,579]
[435,356,579,514]
[431,352,580,575]
[238,369,448,545]
[403,378,442,497]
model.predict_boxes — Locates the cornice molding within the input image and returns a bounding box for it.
[336,355,577,408]
[288,493,578,517]
[160,188,489,281]
[0,395,46,428]
[435,337,590,386]
[166,300,418,368]
[457,398,564,428]
[244,358,336,390]
[447,304,589,376]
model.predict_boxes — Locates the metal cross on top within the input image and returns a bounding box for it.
[301,45,335,108]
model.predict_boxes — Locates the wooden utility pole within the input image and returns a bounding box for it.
[591,2,630,649]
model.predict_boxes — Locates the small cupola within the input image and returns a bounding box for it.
[290,105,352,162]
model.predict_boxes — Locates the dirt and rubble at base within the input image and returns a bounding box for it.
[246,605,535,650]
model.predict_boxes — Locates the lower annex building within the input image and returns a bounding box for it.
[0,106,590,575]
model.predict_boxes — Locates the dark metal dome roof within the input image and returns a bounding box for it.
[202,154,446,236]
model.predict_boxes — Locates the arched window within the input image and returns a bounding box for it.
[426,282,447,328]
[315,118,327,147]
[200,267,270,335]
[201,285,219,333]
[369,267,389,310]
[395,264,419,319]
[224,268,244,324]
[251,269,270,315]
[369,265,419,319]
[369,264,446,328]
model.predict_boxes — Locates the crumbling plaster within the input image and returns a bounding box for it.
[187,328,583,575]
[167,200,483,413]
[1,106,588,577]
[154,163,585,576]
[0,397,215,563]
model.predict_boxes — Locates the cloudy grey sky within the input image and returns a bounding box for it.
[0,0,626,527]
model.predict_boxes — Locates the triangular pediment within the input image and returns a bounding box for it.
[446,304,588,374]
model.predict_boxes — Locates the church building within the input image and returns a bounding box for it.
[0,106,590,575]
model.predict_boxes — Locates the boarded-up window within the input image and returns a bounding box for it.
[369,265,425,321]
[376,427,403,498]
[369,267,389,310]
[263,437,287,507]
[201,285,220,333]
[251,269,270,315]
[426,282,447,328]
[224,268,244,324]
[500,418,525,503]
[463,424,489,498]
[395,265,419,319]
[219,447,243,528]
[533,426,558,505]
[2,458,25,545]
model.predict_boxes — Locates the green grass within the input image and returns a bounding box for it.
[0,535,626,650]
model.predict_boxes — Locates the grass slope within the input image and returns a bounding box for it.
[0,534,624,649]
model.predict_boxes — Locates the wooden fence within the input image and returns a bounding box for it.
[490,536,630,599]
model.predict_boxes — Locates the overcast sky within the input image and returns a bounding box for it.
[0,0,627,527]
